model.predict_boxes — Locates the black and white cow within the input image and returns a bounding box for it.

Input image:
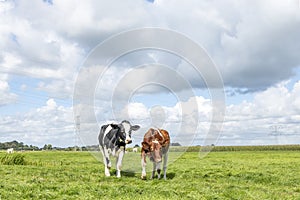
[98,120,140,178]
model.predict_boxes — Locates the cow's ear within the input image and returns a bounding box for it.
[131,125,140,131]
[117,124,124,131]
[110,124,119,129]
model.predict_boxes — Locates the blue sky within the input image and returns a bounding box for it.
[1,0,300,147]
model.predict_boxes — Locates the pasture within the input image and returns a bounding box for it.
[0,149,299,199]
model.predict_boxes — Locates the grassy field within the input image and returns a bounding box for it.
[0,150,299,199]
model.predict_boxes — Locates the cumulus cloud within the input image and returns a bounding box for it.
[112,81,300,146]
[110,96,213,146]
[0,74,17,106]
[1,81,299,147]
[218,1,300,90]
[222,81,300,145]
[0,98,74,147]
[2,0,300,99]
[1,0,300,146]
[83,0,300,98]
[155,0,300,91]
[0,1,85,99]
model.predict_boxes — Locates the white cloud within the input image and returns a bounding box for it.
[0,74,17,106]
[1,0,300,146]
[1,0,300,99]
[1,80,300,147]
[291,81,300,111]
[217,1,300,90]
[118,81,300,146]
[143,0,300,91]
[223,81,300,145]
[126,102,149,121]
[115,96,212,146]
[0,2,85,99]
[0,98,74,147]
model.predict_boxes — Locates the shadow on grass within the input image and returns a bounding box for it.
[110,169,175,179]
[167,172,176,179]
[122,170,136,177]
[140,172,176,180]
[108,169,136,178]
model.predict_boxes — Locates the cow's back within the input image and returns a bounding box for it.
[99,124,109,147]
[99,124,123,149]
[142,129,154,143]
[159,129,170,147]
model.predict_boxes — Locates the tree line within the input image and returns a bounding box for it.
[0,141,182,151]
[0,141,79,151]
[0,141,40,151]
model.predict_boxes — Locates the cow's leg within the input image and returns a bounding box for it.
[156,162,162,179]
[101,147,111,177]
[163,152,169,180]
[150,162,156,179]
[116,150,124,178]
[141,152,147,179]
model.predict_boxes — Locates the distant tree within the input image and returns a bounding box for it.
[65,147,74,151]
[19,142,24,148]
[0,141,39,151]
[11,140,18,148]
[43,144,53,150]
[47,144,52,150]
[133,144,140,148]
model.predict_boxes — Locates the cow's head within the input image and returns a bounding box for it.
[142,140,162,163]
[120,120,140,144]
[142,129,164,162]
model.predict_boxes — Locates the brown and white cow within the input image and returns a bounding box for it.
[141,128,170,180]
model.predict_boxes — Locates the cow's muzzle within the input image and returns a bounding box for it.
[125,139,132,144]
[150,151,162,163]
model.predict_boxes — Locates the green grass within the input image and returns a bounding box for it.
[1,153,26,165]
[0,150,299,199]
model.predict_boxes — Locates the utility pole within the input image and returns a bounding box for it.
[269,125,283,136]
[75,115,81,151]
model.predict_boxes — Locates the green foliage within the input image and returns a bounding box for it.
[0,151,299,199]
[43,144,53,150]
[1,154,26,165]
[0,141,40,151]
